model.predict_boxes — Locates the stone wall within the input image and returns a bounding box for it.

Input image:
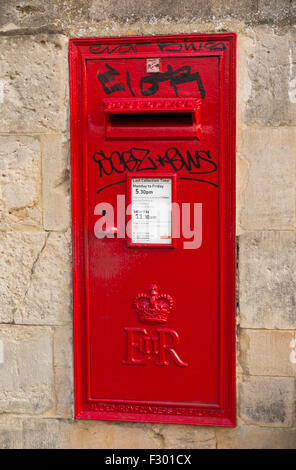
[0,0,295,449]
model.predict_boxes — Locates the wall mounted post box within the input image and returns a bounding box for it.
[69,33,236,426]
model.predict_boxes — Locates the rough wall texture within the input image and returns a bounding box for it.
[0,0,296,449]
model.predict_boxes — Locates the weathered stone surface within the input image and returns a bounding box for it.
[22,418,66,449]
[236,34,253,128]
[211,0,258,21]
[236,154,249,236]
[239,329,296,377]
[69,421,162,449]
[238,128,295,231]
[22,418,216,449]
[0,0,295,33]
[0,231,71,325]
[239,376,294,427]
[235,34,253,236]
[0,415,22,449]
[65,21,244,40]
[0,35,66,133]
[244,28,296,126]
[0,232,46,323]
[257,0,292,23]
[41,134,70,231]
[0,1,60,30]
[14,231,72,325]
[240,232,296,329]
[0,135,41,230]
[217,425,296,449]
[0,325,53,414]
[89,0,212,22]
[53,326,73,417]
[151,424,216,449]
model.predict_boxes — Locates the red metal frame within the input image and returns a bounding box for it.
[69,33,236,427]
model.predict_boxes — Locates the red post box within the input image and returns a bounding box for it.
[69,33,236,426]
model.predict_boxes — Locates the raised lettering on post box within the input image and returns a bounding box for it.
[69,33,236,426]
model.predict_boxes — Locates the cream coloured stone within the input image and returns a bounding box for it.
[236,153,249,235]
[257,0,291,22]
[244,28,296,126]
[0,35,66,133]
[0,0,294,34]
[69,421,164,449]
[0,415,23,449]
[240,232,296,329]
[21,417,218,449]
[0,135,42,230]
[236,34,252,228]
[14,231,72,325]
[236,34,253,128]
[217,425,296,449]
[238,127,295,230]
[239,329,296,376]
[0,232,47,323]
[53,326,74,417]
[41,134,70,231]
[150,423,216,449]
[22,418,65,449]
[239,375,294,427]
[0,325,53,414]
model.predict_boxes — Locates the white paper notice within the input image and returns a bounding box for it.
[131,178,172,245]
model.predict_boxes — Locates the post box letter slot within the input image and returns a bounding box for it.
[104,98,201,140]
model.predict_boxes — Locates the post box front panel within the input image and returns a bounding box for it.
[69,34,236,427]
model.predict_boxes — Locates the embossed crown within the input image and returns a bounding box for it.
[133,284,173,324]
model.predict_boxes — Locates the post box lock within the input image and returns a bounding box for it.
[69,33,236,426]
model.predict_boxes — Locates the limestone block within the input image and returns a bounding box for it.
[0,231,71,325]
[239,329,296,376]
[89,0,212,21]
[151,423,216,449]
[236,154,249,236]
[0,232,47,323]
[69,421,216,449]
[0,1,87,32]
[239,376,294,427]
[257,0,291,23]
[89,0,290,23]
[0,415,22,449]
[217,425,296,449]
[0,0,294,32]
[41,134,70,231]
[211,0,258,20]
[69,421,163,449]
[239,232,296,329]
[236,34,253,128]
[23,418,165,449]
[244,28,296,126]
[291,1,296,17]
[0,1,59,30]
[22,418,65,449]
[14,231,72,325]
[0,135,41,230]
[53,326,73,417]
[0,325,53,414]
[238,127,295,231]
[0,35,66,133]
